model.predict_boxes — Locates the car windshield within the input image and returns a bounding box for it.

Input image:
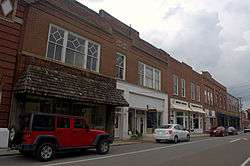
[158,125,172,129]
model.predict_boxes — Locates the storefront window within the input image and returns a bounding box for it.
[176,117,184,126]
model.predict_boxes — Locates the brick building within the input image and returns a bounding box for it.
[0,0,241,140]
[0,0,26,128]
[166,58,205,133]
[7,0,128,135]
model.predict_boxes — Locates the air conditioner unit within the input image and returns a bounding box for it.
[0,128,9,148]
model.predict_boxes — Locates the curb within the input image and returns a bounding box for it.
[111,141,142,146]
[0,150,20,157]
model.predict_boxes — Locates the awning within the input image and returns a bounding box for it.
[129,92,165,112]
[190,103,205,114]
[170,98,192,112]
[14,65,129,107]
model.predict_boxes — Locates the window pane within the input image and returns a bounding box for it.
[55,45,62,60]
[32,115,54,131]
[116,54,125,79]
[47,42,55,59]
[88,42,98,57]
[138,62,144,86]
[87,57,91,70]
[75,52,84,67]
[65,49,74,65]
[145,67,153,88]
[57,117,70,128]
[74,119,85,129]
[92,58,97,71]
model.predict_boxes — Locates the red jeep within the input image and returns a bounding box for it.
[9,112,113,161]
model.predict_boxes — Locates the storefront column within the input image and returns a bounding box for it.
[121,107,129,139]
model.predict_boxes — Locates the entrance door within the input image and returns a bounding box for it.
[136,115,145,134]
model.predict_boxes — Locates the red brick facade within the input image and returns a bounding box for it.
[0,0,240,129]
[0,0,27,128]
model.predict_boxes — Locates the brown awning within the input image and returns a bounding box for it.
[14,65,129,107]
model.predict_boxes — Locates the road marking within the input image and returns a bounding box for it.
[230,138,241,143]
[241,157,250,166]
[243,138,248,141]
[41,138,218,166]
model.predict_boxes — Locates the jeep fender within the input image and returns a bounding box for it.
[92,134,113,146]
[34,135,59,149]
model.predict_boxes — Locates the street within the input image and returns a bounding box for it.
[1,133,250,166]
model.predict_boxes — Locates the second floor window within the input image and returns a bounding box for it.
[138,62,161,90]
[115,53,126,80]
[145,66,154,88]
[191,82,195,100]
[204,90,207,103]
[173,75,178,95]
[197,85,201,102]
[181,78,186,97]
[46,24,100,72]
[138,62,144,86]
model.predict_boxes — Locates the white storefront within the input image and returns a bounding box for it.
[170,98,205,134]
[115,80,168,140]
[204,109,216,131]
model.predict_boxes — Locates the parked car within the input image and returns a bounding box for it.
[9,112,113,161]
[210,126,226,137]
[226,126,238,135]
[153,124,190,143]
[244,126,250,133]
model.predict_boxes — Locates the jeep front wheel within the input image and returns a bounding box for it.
[96,139,110,154]
[36,143,55,161]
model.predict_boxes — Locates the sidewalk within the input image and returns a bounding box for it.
[0,148,19,157]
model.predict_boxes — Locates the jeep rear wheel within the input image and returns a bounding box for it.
[96,139,110,154]
[36,143,55,162]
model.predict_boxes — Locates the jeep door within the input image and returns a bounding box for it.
[55,116,72,147]
[73,118,92,147]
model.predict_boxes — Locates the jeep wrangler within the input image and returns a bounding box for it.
[9,112,113,161]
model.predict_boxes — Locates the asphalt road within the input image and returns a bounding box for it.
[1,133,250,166]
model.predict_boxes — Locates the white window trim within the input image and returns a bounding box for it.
[139,62,161,90]
[116,52,126,80]
[46,24,101,72]
[181,78,186,97]
[173,75,178,95]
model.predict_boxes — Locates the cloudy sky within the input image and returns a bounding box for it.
[79,0,250,109]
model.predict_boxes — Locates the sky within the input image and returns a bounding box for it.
[78,0,250,109]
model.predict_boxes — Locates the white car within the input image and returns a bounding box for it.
[153,124,190,143]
